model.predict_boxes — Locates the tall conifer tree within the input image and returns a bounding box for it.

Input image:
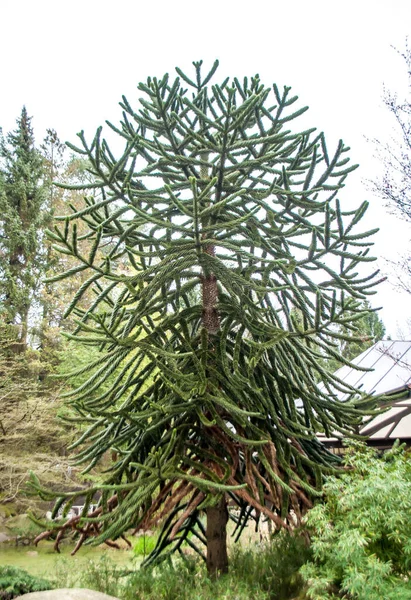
[34,62,384,574]
[0,108,49,350]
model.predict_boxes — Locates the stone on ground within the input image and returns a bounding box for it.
[14,589,119,600]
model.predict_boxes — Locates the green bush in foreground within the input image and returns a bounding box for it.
[123,534,310,600]
[228,532,311,600]
[50,533,309,599]
[301,441,411,600]
[0,565,52,600]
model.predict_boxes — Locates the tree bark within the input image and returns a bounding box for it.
[200,156,227,576]
[19,309,28,352]
[206,496,228,576]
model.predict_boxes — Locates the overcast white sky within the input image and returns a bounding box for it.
[1,0,411,336]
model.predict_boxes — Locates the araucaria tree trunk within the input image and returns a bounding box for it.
[202,248,227,569]
[200,158,228,571]
[206,498,229,576]
[33,61,385,574]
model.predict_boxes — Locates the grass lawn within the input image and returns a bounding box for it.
[0,541,138,582]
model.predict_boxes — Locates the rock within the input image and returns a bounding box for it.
[14,590,120,600]
[0,532,11,543]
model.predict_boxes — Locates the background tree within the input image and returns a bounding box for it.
[292,301,386,374]
[0,116,91,514]
[338,301,386,362]
[40,152,108,338]
[33,62,384,575]
[0,108,51,351]
[370,40,411,295]
[327,301,386,373]
[37,129,66,343]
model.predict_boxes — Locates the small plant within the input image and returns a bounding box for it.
[50,557,78,589]
[0,565,52,600]
[301,441,411,599]
[78,555,125,598]
[133,532,158,557]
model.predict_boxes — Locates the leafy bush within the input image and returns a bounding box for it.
[77,555,125,598]
[230,531,311,600]
[122,532,309,600]
[50,557,78,589]
[45,532,309,599]
[301,441,411,599]
[0,565,52,600]
[6,514,43,542]
[122,555,269,600]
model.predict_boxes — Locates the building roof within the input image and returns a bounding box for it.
[325,340,411,443]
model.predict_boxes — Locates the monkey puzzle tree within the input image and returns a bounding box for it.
[33,62,383,575]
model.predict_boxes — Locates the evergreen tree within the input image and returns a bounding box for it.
[290,302,386,375]
[33,62,385,575]
[320,301,386,373]
[0,108,50,350]
[338,301,386,362]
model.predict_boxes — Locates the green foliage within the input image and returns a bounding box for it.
[339,301,386,362]
[0,565,52,600]
[125,535,310,600]
[133,532,158,557]
[0,318,79,509]
[324,300,386,373]
[4,513,43,540]
[229,532,311,600]
[74,555,125,599]
[290,301,386,375]
[39,60,385,564]
[121,556,269,600]
[301,442,411,599]
[49,536,309,600]
[48,557,79,589]
[56,339,118,396]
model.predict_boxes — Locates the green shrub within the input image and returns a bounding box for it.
[301,441,411,600]
[20,533,309,599]
[121,532,310,600]
[77,555,125,598]
[0,565,52,600]
[230,531,311,600]
[122,556,269,600]
[6,514,43,542]
[50,557,78,589]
